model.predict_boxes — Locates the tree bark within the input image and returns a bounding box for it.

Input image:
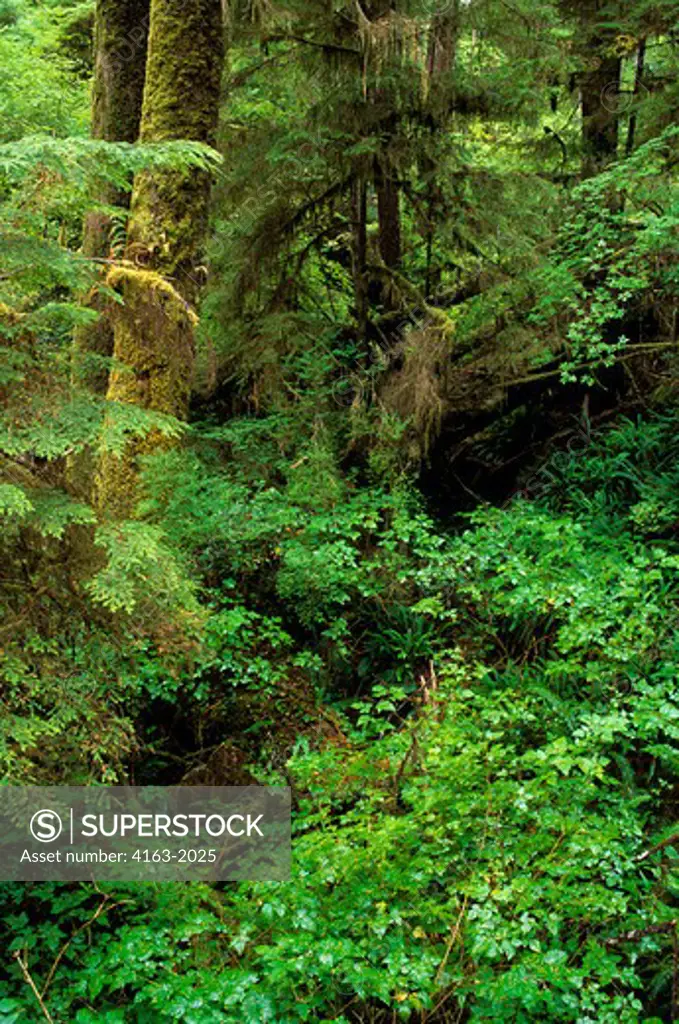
[626,38,646,156]
[562,0,622,177]
[423,4,460,297]
[581,44,621,176]
[351,176,369,343]
[68,0,150,503]
[73,0,150,396]
[374,154,401,270]
[85,0,151,259]
[427,5,459,86]
[95,0,224,519]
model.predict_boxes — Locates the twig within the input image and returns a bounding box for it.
[604,920,677,947]
[230,50,297,87]
[266,33,359,55]
[41,893,134,999]
[636,832,679,862]
[0,268,29,281]
[434,896,468,984]
[12,951,54,1024]
[422,898,469,1023]
[604,917,679,1014]
[392,729,420,799]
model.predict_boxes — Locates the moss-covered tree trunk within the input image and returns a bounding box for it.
[423,3,460,297]
[563,0,622,177]
[626,38,646,156]
[95,0,223,519]
[351,175,368,343]
[374,154,401,270]
[68,0,150,503]
[426,5,459,91]
[73,0,150,398]
[581,41,621,177]
[85,0,151,259]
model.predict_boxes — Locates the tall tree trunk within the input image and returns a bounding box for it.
[427,5,459,86]
[68,0,149,500]
[362,3,403,272]
[95,0,224,519]
[559,0,622,176]
[85,0,151,260]
[73,0,150,394]
[374,154,401,270]
[565,0,622,177]
[581,43,621,176]
[423,3,460,297]
[626,38,646,156]
[351,175,369,344]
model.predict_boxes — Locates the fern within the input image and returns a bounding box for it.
[86,522,198,615]
[0,482,33,523]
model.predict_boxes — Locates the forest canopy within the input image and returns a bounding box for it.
[2,0,679,1021]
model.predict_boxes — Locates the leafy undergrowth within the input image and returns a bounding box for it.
[3,411,679,1022]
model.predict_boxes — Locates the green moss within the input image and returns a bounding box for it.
[124,0,223,294]
[95,0,223,518]
[0,301,20,325]
[92,0,150,148]
[106,265,199,331]
[69,1,150,505]
[126,169,212,301]
[85,0,150,259]
[139,0,222,146]
[95,267,197,518]
[119,0,223,289]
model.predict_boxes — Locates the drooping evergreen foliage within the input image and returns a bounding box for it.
[3,0,679,1021]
